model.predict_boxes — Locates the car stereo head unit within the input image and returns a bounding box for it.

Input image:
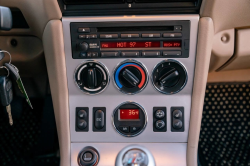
[70,21,190,59]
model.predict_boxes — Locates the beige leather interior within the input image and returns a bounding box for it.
[201,0,250,73]
[0,0,61,38]
[43,20,70,166]
[0,36,45,77]
[218,28,250,71]
[209,29,234,72]
[187,17,214,166]
[208,69,250,83]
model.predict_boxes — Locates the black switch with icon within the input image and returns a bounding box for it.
[93,107,106,132]
[76,107,89,132]
[171,107,184,132]
[153,107,167,132]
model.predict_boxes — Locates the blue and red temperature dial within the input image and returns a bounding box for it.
[114,60,148,94]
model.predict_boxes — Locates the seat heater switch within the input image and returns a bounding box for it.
[95,110,104,129]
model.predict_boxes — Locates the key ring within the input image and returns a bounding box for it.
[0,50,12,64]
[0,66,10,77]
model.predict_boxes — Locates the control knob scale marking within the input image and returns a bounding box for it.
[74,61,109,95]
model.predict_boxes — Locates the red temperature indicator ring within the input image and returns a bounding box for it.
[163,41,182,47]
[119,109,140,121]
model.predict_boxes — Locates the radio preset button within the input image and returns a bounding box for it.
[121,34,139,38]
[163,33,182,38]
[79,35,86,39]
[86,34,97,39]
[92,52,99,58]
[101,52,119,57]
[142,33,160,38]
[100,34,118,39]
[78,28,90,33]
[142,51,161,56]
[87,52,92,58]
[163,51,182,56]
[80,52,87,58]
[121,52,140,57]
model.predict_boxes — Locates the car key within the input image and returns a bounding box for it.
[4,63,33,109]
[0,76,14,126]
[0,50,5,61]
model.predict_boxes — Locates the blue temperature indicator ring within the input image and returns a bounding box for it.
[115,63,142,88]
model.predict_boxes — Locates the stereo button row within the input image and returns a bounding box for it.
[79,33,182,38]
[163,33,182,38]
[79,34,97,39]
[78,28,90,33]
[100,51,181,57]
[100,34,118,39]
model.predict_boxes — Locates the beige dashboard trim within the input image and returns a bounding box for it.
[187,17,214,166]
[43,20,70,166]
[0,0,62,38]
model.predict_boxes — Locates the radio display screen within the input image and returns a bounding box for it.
[101,41,181,48]
[163,41,182,47]
[101,41,160,48]
[119,109,140,121]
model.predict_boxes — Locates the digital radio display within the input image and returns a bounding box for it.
[101,41,160,48]
[101,41,181,48]
[119,109,140,121]
[163,41,181,47]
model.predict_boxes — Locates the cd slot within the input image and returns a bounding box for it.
[97,26,174,32]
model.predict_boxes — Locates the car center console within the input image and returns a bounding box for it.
[62,15,199,166]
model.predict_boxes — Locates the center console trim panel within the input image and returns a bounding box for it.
[62,15,199,143]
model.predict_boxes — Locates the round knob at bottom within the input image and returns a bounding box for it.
[115,145,155,166]
[78,147,99,166]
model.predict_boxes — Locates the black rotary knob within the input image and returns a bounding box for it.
[78,147,99,166]
[152,60,187,94]
[79,42,89,51]
[114,60,148,94]
[158,67,179,87]
[75,61,109,95]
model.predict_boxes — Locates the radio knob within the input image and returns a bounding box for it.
[79,42,89,51]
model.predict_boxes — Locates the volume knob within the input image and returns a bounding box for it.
[79,42,89,51]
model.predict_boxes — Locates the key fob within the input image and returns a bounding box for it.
[0,76,13,107]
